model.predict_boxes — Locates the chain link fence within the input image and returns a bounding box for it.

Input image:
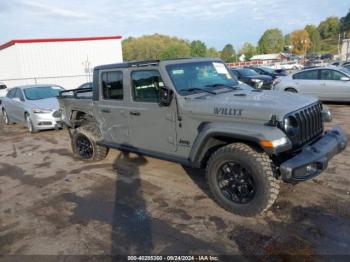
[0,74,92,90]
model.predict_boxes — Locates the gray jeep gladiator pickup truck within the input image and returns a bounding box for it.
[58,58,347,216]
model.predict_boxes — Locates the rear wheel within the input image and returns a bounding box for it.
[285,88,297,93]
[71,123,108,161]
[2,109,10,125]
[206,143,279,216]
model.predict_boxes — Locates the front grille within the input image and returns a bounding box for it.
[38,121,52,126]
[287,102,323,148]
[52,110,61,118]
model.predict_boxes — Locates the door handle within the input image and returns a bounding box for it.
[321,83,326,86]
[130,111,141,116]
[101,108,111,113]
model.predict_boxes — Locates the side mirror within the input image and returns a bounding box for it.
[340,77,350,81]
[0,85,7,90]
[159,87,174,106]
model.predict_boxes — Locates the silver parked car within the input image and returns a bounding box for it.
[273,66,350,101]
[1,84,64,133]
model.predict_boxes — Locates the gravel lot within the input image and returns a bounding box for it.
[0,104,349,257]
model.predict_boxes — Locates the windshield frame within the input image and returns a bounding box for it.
[23,86,64,100]
[165,61,239,96]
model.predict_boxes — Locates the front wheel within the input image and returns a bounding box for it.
[2,109,10,125]
[26,113,37,133]
[206,143,279,216]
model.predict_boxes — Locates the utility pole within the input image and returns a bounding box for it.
[338,33,341,59]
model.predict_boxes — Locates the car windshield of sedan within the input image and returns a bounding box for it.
[166,61,239,94]
[237,68,259,76]
[24,86,64,100]
[340,66,350,74]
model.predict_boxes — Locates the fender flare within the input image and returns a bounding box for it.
[189,122,291,167]
[69,110,95,128]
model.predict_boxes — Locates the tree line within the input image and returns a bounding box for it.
[123,9,350,62]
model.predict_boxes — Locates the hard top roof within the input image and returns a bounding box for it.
[94,57,222,70]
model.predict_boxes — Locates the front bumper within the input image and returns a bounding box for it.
[31,113,62,130]
[280,126,347,183]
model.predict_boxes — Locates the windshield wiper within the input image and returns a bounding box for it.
[182,87,216,95]
[205,83,241,90]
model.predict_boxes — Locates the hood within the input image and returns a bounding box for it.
[26,97,59,110]
[180,88,318,122]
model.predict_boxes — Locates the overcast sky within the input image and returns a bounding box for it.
[0,0,348,50]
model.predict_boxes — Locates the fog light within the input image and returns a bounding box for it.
[306,163,318,175]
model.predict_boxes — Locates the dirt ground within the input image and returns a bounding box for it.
[0,104,349,258]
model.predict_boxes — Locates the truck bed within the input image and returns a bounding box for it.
[58,88,94,127]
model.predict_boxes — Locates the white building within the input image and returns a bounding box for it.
[250,53,289,63]
[0,36,123,89]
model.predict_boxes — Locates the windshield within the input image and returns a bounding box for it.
[237,68,259,76]
[24,86,63,100]
[341,66,350,74]
[166,61,239,94]
[260,67,275,74]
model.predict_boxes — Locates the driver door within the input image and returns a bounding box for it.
[12,89,26,123]
[127,69,177,154]
[3,88,18,121]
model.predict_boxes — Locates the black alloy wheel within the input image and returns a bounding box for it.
[217,162,256,204]
[76,134,94,159]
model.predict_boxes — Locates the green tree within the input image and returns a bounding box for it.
[318,17,340,39]
[190,40,207,57]
[284,34,291,45]
[220,44,236,62]
[122,34,191,61]
[160,42,191,60]
[305,24,321,53]
[257,28,284,54]
[239,42,256,60]
[207,47,220,58]
[340,9,350,36]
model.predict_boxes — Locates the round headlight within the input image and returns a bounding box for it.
[284,116,299,137]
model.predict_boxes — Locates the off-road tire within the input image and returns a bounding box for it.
[206,143,279,217]
[71,123,108,161]
[285,88,297,93]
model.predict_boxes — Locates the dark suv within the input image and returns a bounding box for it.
[230,67,273,89]
[248,66,287,79]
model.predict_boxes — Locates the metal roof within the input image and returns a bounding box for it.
[0,36,122,51]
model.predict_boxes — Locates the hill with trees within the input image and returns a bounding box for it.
[122,9,350,62]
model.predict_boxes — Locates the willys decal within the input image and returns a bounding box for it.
[214,107,244,116]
